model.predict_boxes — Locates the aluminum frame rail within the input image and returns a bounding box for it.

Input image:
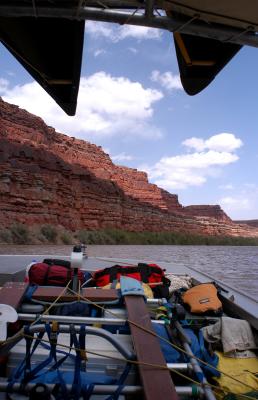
[174,321,217,400]
[0,5,257,48]
[0,381,204,396]
[17,313,167,325]
[0,324,134,360]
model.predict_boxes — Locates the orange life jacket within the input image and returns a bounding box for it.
[182,283,222,314]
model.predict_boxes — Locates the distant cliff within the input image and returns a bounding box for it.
[234,220,258,228]
[1,97,258,238]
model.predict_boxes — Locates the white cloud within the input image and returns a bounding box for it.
[86,21,162,42]
[205,133,243,152]
[150,70,182,91]
[244,183,256,189]
[218,185,258,219]
[118,25,161,41]
[183,133,243,152]
[1,73,163,140]
[219,184,234,190]
[94,49,106,57]
[182,137,205,151]
[0,78,9,93]
[140,133,242,190]
[151,151,238,170]
[85,21,112,38]
[111,152,135,162]
[220,196,250,210]
[128,47,138,54]
[102,147,110,155]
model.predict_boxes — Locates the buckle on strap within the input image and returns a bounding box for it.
[50,321,59,344]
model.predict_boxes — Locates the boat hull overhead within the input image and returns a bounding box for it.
[0,1,257,114]
[0,16,84,116]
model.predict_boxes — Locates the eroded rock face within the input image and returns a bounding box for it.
[234,220,258,228]
[182,205,231,222]
[1,97,257,237]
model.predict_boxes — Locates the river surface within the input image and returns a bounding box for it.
[0,244,257,300]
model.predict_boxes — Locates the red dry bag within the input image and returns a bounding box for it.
[93,263,169,288]
[28,260,85,286]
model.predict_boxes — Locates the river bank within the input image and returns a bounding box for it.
[1,224,258,246]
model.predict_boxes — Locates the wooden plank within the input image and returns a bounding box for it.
[125,295,178,400]
[32,287,70,302]
[82,288,118,301]
[0,282,28,310]
[32,287,118,302]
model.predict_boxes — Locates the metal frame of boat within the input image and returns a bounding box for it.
[1,1,258,47]
[0,253,257,399]
[1,1,258,114]
[0,0,258,47]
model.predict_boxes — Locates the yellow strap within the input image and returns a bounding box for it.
[80,349,88,361]
[52,321,59,333]
[174,32,216,67]
[174,32,192,65]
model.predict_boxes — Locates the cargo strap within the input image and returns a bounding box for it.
[105,363,131,400]
[69,325,90,398]
[26,324,68,398]
[8,323,131,400]
[95,263,166,283]
[42,264,72,286]
[24,285,38,301]
[7,324,69,398]
[107,264,151,283]
[7,326,45,389]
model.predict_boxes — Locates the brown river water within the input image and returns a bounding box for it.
[0,244,257,300]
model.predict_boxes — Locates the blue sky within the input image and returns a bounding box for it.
[0,22,257,220]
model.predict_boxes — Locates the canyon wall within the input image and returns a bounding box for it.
[234,220,258,228]
[1,97,257,238]
[182,205,231,222]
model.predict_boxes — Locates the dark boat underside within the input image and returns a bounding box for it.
[0,1,258,115]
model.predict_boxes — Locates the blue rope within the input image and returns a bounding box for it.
[7,326,44,392]
[104,363,132,400]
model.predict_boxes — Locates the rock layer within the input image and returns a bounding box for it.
[1,97,257,237]
[234,220,258,228]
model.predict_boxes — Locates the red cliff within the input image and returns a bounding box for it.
[1,97,257,238]
[182,205,231,222]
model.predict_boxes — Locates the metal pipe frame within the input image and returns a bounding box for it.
[147,298,167,304]
[0,381,203,396]
[167,362,190,371]
[172,317,216,400]
[145,0,154,19]
[25,324,191,372]
[18,313,127,325]
[0,5,257,48]
[182,341,216,400]
[18,313,166,325]
[0,322,134,360]
[28,323,135,360]
[1,323,192,374]
[175,321,192,345]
